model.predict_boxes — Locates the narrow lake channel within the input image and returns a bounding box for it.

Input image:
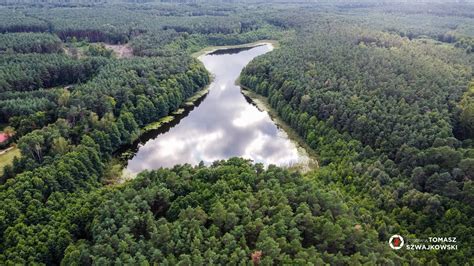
[125,44,310,174]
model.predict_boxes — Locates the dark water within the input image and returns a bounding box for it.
[125,44,309,174]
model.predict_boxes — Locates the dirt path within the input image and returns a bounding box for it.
[0,146,13,156]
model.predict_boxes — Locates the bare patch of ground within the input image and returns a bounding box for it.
[63,43,133,59]
[104,43,133,58]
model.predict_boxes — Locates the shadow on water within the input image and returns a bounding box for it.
[242,91,263,111]
[208,45,261,55]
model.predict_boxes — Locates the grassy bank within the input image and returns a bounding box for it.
[0,146,20,175]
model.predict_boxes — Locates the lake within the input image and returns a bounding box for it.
[125,44,311,174]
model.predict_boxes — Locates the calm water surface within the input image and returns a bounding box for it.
[126,44,309,174]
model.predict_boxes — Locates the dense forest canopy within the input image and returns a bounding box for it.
[0,0,473,264]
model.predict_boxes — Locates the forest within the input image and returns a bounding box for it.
[0,0,473,265]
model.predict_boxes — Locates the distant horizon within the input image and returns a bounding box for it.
[1,0,474,6]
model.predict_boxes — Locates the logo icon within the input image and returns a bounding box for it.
[389,235,404,250]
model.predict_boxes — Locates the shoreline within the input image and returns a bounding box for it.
[232,41,319,171]
[115,39,318,183]
[129,40,279,145]
[138,40,279,136]
[139,85,211,135]
[239,84,320,172]
[191,40,279,58]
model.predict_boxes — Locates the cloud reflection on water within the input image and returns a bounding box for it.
[126,44,306,173]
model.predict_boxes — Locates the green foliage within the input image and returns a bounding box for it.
[0,9,49,33]
[459,82,474,138]
[0,54,108,93]
[0,89,59,124]
[1,1,474,265]
[0,33,62,54]
[241,18,474,202]
[60,159,395,265]
[240,4,474,264]
[84,43,113,57]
